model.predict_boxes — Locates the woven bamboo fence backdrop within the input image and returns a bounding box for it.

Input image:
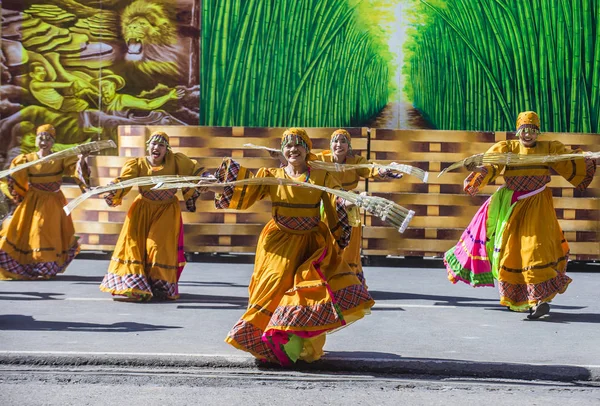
[366,129,600,260]
[66,126,600,260]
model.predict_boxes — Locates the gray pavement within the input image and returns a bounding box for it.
[1,258,599,382]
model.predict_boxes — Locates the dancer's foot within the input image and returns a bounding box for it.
[527,302,550,319]
[112,292,150,302]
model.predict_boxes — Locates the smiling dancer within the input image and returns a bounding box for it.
[213,127,374,366]
[99,131,204,301]
[0,124,89,280]
[315,129,403,285]
[444,111,597,319]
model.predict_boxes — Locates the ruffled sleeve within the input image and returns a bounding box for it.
[321,171,352,249]
[352,155,380,179]
[213,158,270,210]
[173,152,206,212]
[6,154,29,204]
[104,158,140,207]
[463,141,509,196]
[62,155,91,192]
[548,141,597,191]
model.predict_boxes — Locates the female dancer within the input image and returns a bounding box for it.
[0,124,89,280]
[100,131,204,301]
[214,128,374,366]
[444,111,597,319]
[315,129,402,284]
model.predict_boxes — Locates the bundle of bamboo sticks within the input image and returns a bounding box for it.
[63,175,211,216]
[0,140,116,180]
[151,177,415,233]
[64,174,415,233]
[308,160,428,182]
[438,151,600,177]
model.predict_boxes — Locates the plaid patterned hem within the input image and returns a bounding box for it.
[498,272,572,305]
[333,283,373,312]
[226,319,277,362]
[100,272,179,299]
[268,284,373,329]
[268,302,340,328]
[0,242,79,280]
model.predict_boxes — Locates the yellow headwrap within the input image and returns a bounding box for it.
[36,124,56,139]
[329,128,354,156]
[516,111,541,131]
[281,128,317,161]
[147,131,171,149]
[330,128,351,143]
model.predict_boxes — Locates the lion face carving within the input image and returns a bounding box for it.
[120,0,184,83]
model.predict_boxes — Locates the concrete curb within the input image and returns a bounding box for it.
[1,353,598,383]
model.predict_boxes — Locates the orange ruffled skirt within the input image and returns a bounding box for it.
[100,195,184,300]
[0,188,79,280]
[225,219,374,366]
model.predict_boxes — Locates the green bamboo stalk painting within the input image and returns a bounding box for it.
[403,0,600,132]
[200,0,394,127]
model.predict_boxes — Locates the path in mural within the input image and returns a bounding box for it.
[367,102,434,130]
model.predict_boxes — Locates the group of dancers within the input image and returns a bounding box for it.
[0,111,597,366]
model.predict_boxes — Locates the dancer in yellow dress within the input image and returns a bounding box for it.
[315,129,402,285]
[215,128,374,366]
[100,131,204,301]
[0,124,89,280]
[444,111,597,319]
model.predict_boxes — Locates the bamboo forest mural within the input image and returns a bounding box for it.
[404,0,600,133]
[1,0,599,163]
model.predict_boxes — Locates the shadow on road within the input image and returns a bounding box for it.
[0,314,181,332]
[174,293,248,309]
[0,292,63,301]
[369,290,499,308]
[324,351,403,360]
[52,275,104,283]
[179,281,248,288]
[530,311,600,324]
[256,352,594,382]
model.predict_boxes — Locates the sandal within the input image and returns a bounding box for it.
[527,302,550,319]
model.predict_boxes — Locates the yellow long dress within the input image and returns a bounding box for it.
[216,158,374,366]
[445,140,596,310]
[315,152,382,285]
[0,153,88,280]
[99,151,203,300]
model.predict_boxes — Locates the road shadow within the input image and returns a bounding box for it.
[324,351,403,360]
[487,304,588,316]
[53,275,104,284]
[179,281,249,288]
[257,352,593,382]
[173,293,248,309]
[0,292,63,301]
[526,311,600,324]
[369,290,500,308]
[0,314,181,332]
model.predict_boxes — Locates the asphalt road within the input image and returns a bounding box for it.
[1,258,599,383]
